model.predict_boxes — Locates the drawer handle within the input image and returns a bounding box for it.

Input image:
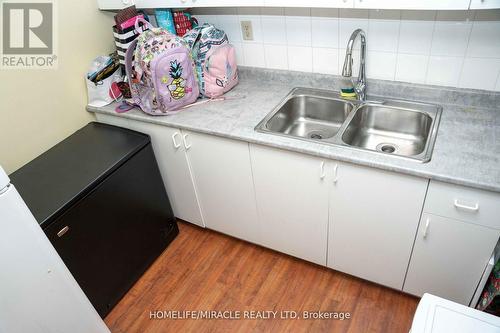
[57,226,69,237]
[182,133,191,150]
[454,199,479,212]
[172,132,181,149]
[320,161,326,180]
[333,164,339,183]
[423,218,430,239]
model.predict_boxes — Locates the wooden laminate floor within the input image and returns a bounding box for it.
[105,221,419,333]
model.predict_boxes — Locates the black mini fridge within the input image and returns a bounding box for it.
[10,122,178,317]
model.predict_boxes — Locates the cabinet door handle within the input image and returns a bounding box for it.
[57,226,69,238]
[172,132,181,149]
[320,161,326,180]
[332,164,339,183]
[422,218,430,239]
[454,199,479,212]
[183,133,191,150]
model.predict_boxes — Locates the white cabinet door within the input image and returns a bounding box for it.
[328,162,428,289]
[131,0,175,8]
[404,213,500,305]
[125,122,204,227]
[354,0,470,10]
[264,0,353,8]
[250,144,330,265]
[133,0,264,8]
[97,0,135,10]
[469,0,500,9]
[185,132,260,243]
[192,0,264,7]
[95,115,204,227]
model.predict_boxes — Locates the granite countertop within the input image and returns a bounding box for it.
[87,67,500,193]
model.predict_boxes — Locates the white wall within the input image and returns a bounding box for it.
[194,8,500,92]
[0,2,115,174]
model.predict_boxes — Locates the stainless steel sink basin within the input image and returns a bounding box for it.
[342,103,434,157]
[255,88,442,162]
[261,89,354,140]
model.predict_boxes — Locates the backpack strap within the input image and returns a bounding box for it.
[124,38,139,106]
[134,16,154,33]
[124,38,138,81]
[179,94,246,110]
[183,26,204,51]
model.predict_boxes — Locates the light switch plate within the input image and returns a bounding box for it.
[241,20,253,41]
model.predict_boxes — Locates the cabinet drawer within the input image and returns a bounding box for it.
[424,181,500,229]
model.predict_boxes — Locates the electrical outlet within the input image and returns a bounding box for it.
[241,21,253,41]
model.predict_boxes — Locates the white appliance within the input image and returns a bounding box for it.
[411,293,500,333]
[471,241,500,307]
[0,166,110,333]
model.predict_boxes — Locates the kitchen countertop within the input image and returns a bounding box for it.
[87,67,500,193]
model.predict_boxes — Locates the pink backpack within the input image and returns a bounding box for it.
[125,19,199,115]
[183,23,238,98]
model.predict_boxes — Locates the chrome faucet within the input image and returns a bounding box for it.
[342,29,366,101]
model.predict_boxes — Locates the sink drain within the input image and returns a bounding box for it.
[377,143,397,154]
[310,133,323,139]
[381,145,396,153]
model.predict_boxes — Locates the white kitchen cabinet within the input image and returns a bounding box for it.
[250,144,330,265]
[104,0,264,9]
[328,162,428,289]
[94,112,500,302]
[188,0,264,7]
[185,131,260,243]
[264,0,353,8]
[404,213,500,305]
[405,179,500,305]
[353,0,471,10]
[95,114,259,238]
[95,114,204,227]
[97,0,135,10]
[98,0,500,10]
[469,0,500,9]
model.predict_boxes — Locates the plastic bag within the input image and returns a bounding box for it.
[86,69,122,107]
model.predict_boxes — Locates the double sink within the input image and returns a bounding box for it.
[255,88,442,162]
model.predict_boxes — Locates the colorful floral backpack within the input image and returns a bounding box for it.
[125,18,199,115]
[183,23,238,98]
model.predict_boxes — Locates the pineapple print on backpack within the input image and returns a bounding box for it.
[167,60,186,100]
[153,51,196,108]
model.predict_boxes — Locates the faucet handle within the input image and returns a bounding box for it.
[355,82,366,101]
